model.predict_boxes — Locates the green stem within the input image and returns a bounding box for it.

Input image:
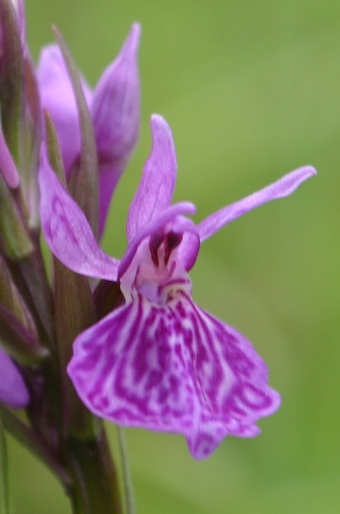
[65,426,123,514]
[18,233,56,348]
[117,427,136,514]
[0,403,70,489]
[0,419,9,514]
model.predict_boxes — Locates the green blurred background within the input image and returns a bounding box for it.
[7,0,340,512]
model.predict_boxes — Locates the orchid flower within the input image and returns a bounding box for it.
[0,346,29,408]
[37,23,140,236]
[39,114,316,459]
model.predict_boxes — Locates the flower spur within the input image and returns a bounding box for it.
[39,114,316,458]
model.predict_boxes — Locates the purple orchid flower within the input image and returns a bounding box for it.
[0,346,29,408]
[38,114,316,458]
[37,23,140,236]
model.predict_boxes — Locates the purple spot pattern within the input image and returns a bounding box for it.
[68,278,280,459]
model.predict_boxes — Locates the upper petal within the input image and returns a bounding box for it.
[126,115,177,243]
[37,44,92,173]
[198,165,317,241]
[67,289,280,459]
[0,347,29,409]
[38,146,119,281]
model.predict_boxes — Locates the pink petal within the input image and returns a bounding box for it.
[0,347,29,409]
[68,288,280,459]
[127,115,177,243]
[171,216,200,271]
[38,146,119,281]
[91,23,140,162]
[185,301,280,457]
[91,23,141,238]
[198,166,317,242]
[37,44,92,173]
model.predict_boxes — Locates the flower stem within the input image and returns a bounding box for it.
[0,402,70,488]
[0,419,9,514]
[65,427,123,514]
[117,427,136,514]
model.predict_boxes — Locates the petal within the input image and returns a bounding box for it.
[68,289,280,459]
[0,347,29,408]
[91,24,141,238]
[198,166,317,242]
[37,44,92,173]
[172,216,200,271]
[126,115,177,243]
[184,300,280,457]
[119,202,196,280]
[0,124,19,188]
[38,146,119,281]
[92,23,140,162]
[67,293,198,445]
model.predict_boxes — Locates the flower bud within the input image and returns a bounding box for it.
[0,346,29,408]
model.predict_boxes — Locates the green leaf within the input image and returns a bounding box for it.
[16,235,55,347]
[117,427,136,514]
[44,111,97,439]
[0,403,70,489]
[22,56,43,229]
[53,26,99,240]
[0,173,33,260]
[0,419,9,514]
[44,110,66,187]
[0,251,38,337]
[65,430,123,514]
[0,302,49,366]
